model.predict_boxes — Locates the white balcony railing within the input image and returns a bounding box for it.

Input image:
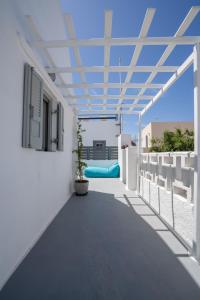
[139,152,195,248]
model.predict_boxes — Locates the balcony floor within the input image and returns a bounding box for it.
[1,179,200,299]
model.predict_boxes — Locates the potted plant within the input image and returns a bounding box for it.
[73,121,89,196]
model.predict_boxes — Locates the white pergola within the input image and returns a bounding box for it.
[26,7,200,116]
[26,7,200,261]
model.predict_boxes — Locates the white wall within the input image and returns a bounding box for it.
[0,0,75,289]
[83,160,117,168]
[81,119,120,146]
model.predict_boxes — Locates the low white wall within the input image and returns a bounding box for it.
[84,160,117,168]
[139,152,194,247]
[0,1,75,289]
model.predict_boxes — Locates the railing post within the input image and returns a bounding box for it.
[137,114,142,194]
[193,43,200,262]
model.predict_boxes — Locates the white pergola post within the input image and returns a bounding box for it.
[137,114,142,194]
[193,43,200,262]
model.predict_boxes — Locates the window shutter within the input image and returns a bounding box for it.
[30,69,43,149]
[48,99,58,152]
[22,63,32,148]
[57,102,64,151]
[22,63,43,150]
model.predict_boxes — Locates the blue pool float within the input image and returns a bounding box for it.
[84,163,120,178]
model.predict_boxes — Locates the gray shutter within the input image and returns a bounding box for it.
[57,102,64,151]
[29,69,43,149]
[22,64,43,150]
[48,99,58,152]
[22,63,32,148]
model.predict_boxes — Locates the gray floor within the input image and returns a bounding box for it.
[1,178,200,300]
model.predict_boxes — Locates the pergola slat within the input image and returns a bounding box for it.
[45,65,179,73]
[104,11,113,108]
[77,110,140,114]
[58,83,163,89]
[71,103,146,108]
[33,36,200,48]
[64,95,153,100]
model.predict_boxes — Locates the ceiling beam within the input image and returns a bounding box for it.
[45,65,178,73]
[71,103,146,108]
[33,36,200,48]
[77,110,140,115]
[58,82,163,89]
[64,94,153,100]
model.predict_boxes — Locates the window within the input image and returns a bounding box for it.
[93,140,106,160]
[22,63,64,152]
[93,140,106,150]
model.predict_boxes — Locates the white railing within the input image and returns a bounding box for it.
[139,152,195,248]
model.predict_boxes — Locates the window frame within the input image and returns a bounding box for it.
[22,63,64,153]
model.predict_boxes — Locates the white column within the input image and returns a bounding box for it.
[126,147,137,190]
[118,134,131,182]
[137,114,142,194]
[193,43,200,262]
[121,149,126,184]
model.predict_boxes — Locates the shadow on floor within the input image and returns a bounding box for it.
[1,190,200,300]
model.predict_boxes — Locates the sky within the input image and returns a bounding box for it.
[60,0,200,139]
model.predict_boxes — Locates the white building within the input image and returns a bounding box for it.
[80,116,120,166]
[80,116,120,147]
[1,1,200,296]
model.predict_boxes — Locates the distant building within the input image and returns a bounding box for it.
[79,116,120,163]
[80,116,120,147]
[142,122,194,151]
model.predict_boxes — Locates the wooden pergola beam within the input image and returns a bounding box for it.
[45,65,179,73]
[58,83,163,89]
[64,94,153,100]
[33,36,200,48]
